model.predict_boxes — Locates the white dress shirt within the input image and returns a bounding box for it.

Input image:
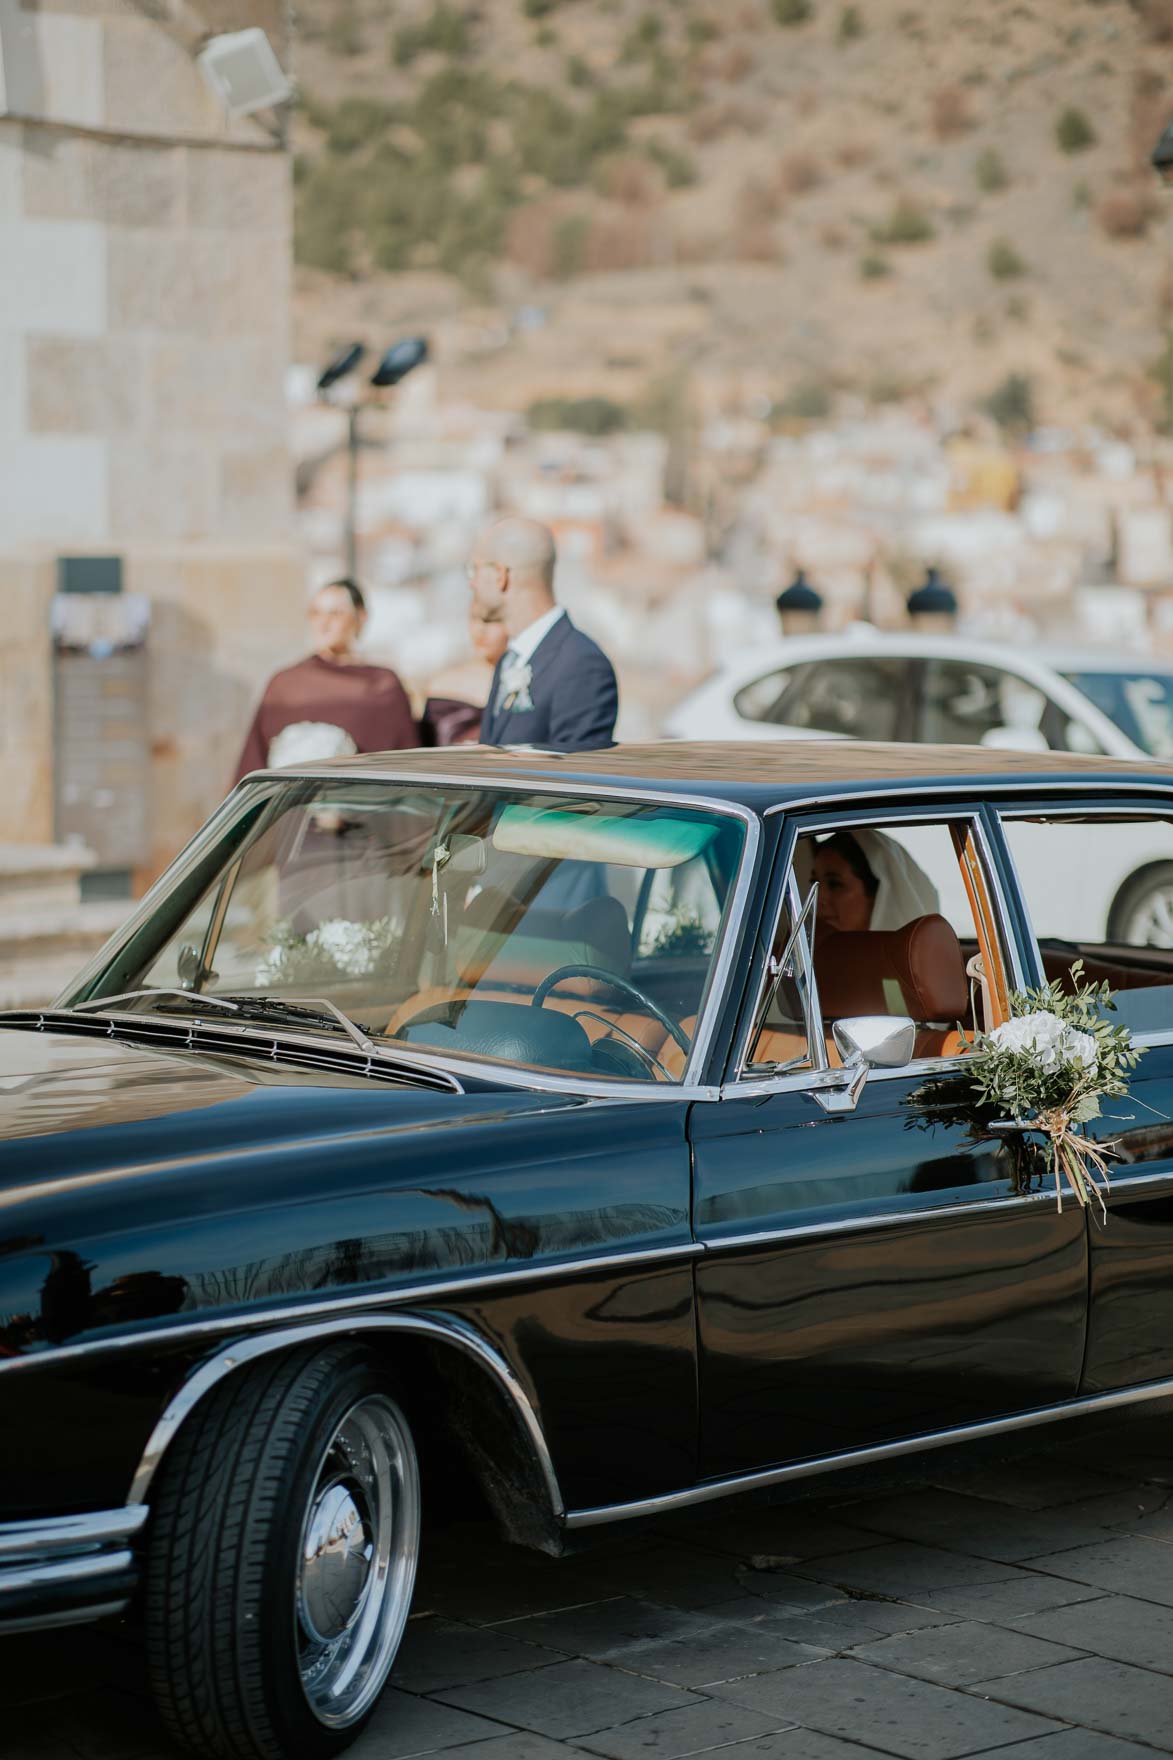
[505,605,565,666]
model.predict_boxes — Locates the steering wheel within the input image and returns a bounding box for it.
[531,964,691,1057]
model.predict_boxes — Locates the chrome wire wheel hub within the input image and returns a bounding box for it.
[295,1394,420,1728]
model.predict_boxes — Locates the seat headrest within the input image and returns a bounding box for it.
[816,914,969,1024]
[457,889,632,989]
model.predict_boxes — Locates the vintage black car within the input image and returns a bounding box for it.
[5,742,1173,1760]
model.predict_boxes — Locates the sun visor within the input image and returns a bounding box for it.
[492,805,718,869]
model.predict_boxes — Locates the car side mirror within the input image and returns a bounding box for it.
[815,1015,916,1113]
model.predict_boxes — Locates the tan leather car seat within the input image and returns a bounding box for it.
[816,915,970,1059]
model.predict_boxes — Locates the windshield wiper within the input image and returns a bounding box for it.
[215,995,379,1058]
[73,987,377,1059]
[74,988,241,1016]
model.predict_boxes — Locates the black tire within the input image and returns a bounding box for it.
[1107,861,1173,946]
[146,1342,420,1760]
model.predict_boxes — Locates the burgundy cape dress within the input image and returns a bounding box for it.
[234,653,420,784]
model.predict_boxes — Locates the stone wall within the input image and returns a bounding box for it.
[0,0,303,876]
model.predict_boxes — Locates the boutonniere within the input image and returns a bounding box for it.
[498,654,534,713]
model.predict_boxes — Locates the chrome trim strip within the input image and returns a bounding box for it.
[127,1311,565,1520]
[761,777,1173,818]
[1100,1168,1173,1198]
[50,769,760,1098]
[563,1372,1173,1527]
[0,1507,148,1560]
[699,1187,1056,1252]
[1,1599,132,1634]
[0,1243,703,1373]
[1134,1029,1173,1048]
[0,1550,135,1597]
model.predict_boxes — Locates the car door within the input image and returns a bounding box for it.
[691,802,1089,1479]
[999,798,1173,1396]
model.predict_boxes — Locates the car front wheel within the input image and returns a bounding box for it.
[146,1342,420,1760]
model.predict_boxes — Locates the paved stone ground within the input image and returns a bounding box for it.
[9,1415,1173,1759]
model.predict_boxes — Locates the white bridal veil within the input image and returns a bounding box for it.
[847,827,940,930]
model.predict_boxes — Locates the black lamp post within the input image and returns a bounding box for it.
[315,336,429,579]
[907,565,959,628]
[775,567,824,635]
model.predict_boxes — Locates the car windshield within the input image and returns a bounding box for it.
[1062,670,1173,759]
[69,778,747,1087]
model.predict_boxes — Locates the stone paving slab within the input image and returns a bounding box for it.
[848,1619,1087,1688]
[709,1656,1066,1758]
[16,1418,1173,1760]
[978,1654,1173,1751]
[1004,1591,1173,1673]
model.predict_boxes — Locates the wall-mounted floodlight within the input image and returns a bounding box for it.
[370,337,429,388]
[316,343,366,395]
[197,28,294,119]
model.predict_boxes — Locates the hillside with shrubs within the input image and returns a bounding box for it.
[290,0,1173,434]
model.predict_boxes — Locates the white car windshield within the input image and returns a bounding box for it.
[1062,671,1173,759]
[72,779,747,1086]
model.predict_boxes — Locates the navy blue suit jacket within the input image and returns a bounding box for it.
[480,614,618,751]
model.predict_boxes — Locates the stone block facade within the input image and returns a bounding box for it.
[0,0,302,877]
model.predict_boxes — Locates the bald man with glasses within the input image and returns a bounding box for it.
[467,518,618,751]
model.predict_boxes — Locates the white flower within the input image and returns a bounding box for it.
[313,918,376,977]
[989,1009,1098,1074]
[266,721,358,768]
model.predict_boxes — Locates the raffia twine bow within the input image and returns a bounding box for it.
[1033,1105,1119,1222]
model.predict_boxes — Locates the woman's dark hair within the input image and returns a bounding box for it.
[820,831,878,898]
[321,577,366,616]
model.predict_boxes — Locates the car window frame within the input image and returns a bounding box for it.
[995,795,1173,1053]
[726,802,1028,1095]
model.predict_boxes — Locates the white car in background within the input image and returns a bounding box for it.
[664,632,1173,950]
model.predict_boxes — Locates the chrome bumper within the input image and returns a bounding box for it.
[0,1505,147,1632]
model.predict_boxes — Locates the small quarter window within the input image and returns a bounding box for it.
[1003,812,1173,1034]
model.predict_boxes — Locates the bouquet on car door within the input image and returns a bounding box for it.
[964,962,1144,1219]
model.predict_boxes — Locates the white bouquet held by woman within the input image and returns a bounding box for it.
[966,963,1144,1219]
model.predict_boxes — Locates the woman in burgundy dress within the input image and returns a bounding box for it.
[234,579,419,783]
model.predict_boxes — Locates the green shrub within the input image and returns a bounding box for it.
[983,371,1035,431]
[551,212,591,278]
[777,379,833,420]
[323,0,363,56]
[644,136,698,186]
[523,0,559,14]
[566,53,594,86]
[686,12,718,45]
[859,251,891,279]
[528,395,629,434]
[838,5,865,39]
[622,12,663,59]
[1056,106,1096,153]
[871,197,935,245]
[294,161,361,274]
[987,236,1027,279]
[773,0,812,22]
[391,5,472,65]
[324,97,397,155]
[975,146,1008,192]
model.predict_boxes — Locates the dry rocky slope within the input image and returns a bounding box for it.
[291,0,1173,431]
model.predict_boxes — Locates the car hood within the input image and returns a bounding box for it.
[0,1026,575,1198]
[0,1026,684,1361]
